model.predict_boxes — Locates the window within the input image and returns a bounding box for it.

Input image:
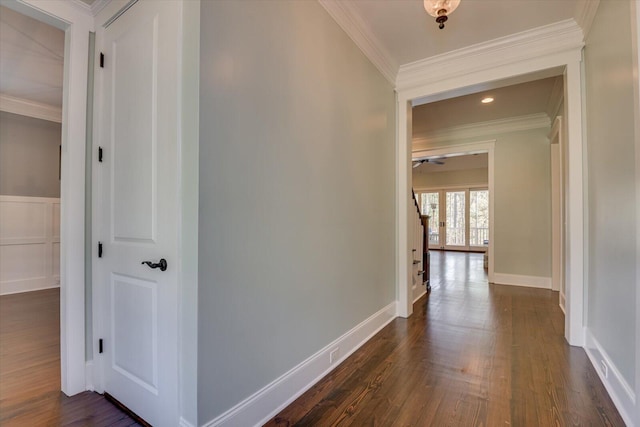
[470,190,489,247]
[416,188,489,251]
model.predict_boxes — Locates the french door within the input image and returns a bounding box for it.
[419,188,489,251]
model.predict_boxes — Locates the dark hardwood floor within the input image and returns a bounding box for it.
[0,288,139,426]
[266,251,625,426]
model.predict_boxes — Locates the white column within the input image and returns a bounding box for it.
[564,60,585,346]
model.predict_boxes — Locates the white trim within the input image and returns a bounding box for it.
[85,361,94,392]
[0,94,62,123]
[413,289,426,304]
[202,301,398,427]
[396,19,584,93]
[0,281,59,295]
[177,1,200,425]
[69,0,109,16]
[179,418,196,427]
[396,24,585,345]
[412,113,550,147]
[414,183,488,192]
[318,0,397,84]
[584,329,636,427]
[492,273,552,289]
[574,0,600,40]
[549,117,563,298]
[5,0,95,397]
[630,1,640,425]
[564,61,585,346]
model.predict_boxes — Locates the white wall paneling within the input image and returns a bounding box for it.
[0,195,60,295]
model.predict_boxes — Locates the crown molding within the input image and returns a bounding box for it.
[574,0,600,40]
[69,0,110,17]
[0,93,62,123]
[396,19,584,92]
[412,113,550,148]
[318,0,398,85]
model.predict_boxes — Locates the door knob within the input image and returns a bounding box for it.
[141,258,167,271]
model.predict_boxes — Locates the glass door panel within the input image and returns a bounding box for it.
[420,192,440,247]
[445,191,466,247]
[470,189,489,247]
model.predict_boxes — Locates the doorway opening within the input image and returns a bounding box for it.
[1,0,93,397]
[397,62,583,347]
[0,4,65,418]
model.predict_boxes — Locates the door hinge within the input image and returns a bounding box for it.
[98,242,103,258]
[100,52,104,68]
[98,147,103,162]
[99,338,104,354]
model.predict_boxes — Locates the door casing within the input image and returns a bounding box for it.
[396,56,585,347]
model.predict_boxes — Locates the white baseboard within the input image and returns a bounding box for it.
[492,273,551,289]
[179,417,196,427]
[85,361,94,392]
[413,288,426,304]
[0,279,60,296]
[584,329,636,427]
[202,301,398,427]
[559,291,566,314]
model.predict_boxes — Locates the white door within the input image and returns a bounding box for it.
[444,190,466,250]
[95,1,180,425]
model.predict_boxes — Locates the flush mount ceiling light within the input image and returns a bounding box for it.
[481,97,494,104]
[424,0,461,29]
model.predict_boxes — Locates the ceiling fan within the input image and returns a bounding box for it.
[412,158,446,168]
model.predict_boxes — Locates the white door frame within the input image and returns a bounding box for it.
[413,142,495,281]
[89,2,200,425]
[2,0,94,394]
[395,26,585,346]
[549,117,565,310]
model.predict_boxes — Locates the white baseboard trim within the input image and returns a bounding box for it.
[85,361,94,392]
[0,279,60,296]
[179,417,196,427]
[584,329,636,427]
[413,288,426,304]
[202,301,398,427]
[492,273,551,289]
[559,291,566,314]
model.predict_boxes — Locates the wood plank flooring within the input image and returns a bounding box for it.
[0,288,139,426]
[266,251,625,426]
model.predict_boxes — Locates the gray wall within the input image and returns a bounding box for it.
[413,127,552,279]
[584,0,637,390]
[493,128,551,277]
[198,0,396,422]
[0,111,61,197]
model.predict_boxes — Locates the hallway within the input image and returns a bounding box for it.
[267,251,624,426]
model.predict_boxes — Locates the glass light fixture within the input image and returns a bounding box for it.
[424,0,461,29]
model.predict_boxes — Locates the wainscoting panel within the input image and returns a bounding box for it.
[0,196,60,295]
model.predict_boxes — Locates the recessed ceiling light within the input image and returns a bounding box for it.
[481,97,494,104]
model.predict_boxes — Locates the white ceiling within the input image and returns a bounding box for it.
[345,0,582,67]
[0,6,64,108]
[0,0,576,125]
[414,153,488,173]
[413,76,561,135]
